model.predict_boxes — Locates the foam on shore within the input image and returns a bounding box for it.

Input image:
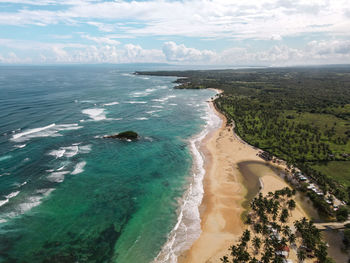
[154,101,222,262]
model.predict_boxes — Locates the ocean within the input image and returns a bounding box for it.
[0,65,220,262]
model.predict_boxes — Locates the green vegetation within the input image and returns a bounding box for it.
[137,67,350,204]
[221,188,333,263]
[311,161,350,187]
[336,206,349,222]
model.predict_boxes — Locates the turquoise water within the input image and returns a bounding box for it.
[0,66,216,262]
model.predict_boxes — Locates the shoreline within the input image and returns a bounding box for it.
[178,100,312,263]
[154,98,222,262]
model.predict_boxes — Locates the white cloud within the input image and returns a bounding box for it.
[0,0,349,40]
[0,52,32,63]
[1,39,350,65]
[307,40,350,56]
[86,21,115,32]
[81,34,120,45]
[271,34,282,41]
[123,44,164,63]
[162,41,216,62]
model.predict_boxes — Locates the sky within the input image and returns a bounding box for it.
[0,0,350,65]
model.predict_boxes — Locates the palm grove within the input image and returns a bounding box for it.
[220,188,331,263]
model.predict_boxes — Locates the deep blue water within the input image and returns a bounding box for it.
[0,66,215,262]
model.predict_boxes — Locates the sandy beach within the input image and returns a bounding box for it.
[179,102,310,263]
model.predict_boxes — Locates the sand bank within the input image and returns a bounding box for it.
[179,102,310,263]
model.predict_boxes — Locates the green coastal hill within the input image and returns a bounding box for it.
[136,66,350,203]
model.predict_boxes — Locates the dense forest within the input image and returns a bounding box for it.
[137,66,350,203]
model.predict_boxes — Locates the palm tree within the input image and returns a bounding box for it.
[261,247,273,263]
[254,223,262,234]
[252,236,261,254]
[282,225,291,237]
[249,257,259,263]
[287,199,296,211]
[241,229,251,243]
[297,249,306,263]
[272,256,283,263]
[245,214,252,225]
[315,243,328,262]
[279,208,289,223]
[280,237,288,247]
[220,256,229,263]
[289,233,296,246]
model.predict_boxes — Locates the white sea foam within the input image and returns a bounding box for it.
[14,144,26,149]
[152,98,167,102]
[0,155,12,162]
[48,144,91,158]
[131,92,148,98]
[47,171,69,183]
[18,196,42,213]
[126,101,147,104]
[151,105,164,108]
[156,85,168,89]
[146,110,162,115]
[79,145,92,154]
[57,165,66,171]
[71,161,86,175]
[35,188,55,195]
[103,101,119,106]
[11,123,82,142]
[17,191,53,214]
[131,88,157,98]
[146,88,156,92]
[152,95,176,103]
[0,199,9,207]
[6,191,20,199]
[49,149,66,158]
[121,73,134,77]
[169,104,178,106]
[154,101,222,263]
[63,146,79,157]
[135,117,148,120]
[0,191,20,207]
[80,100,96,104]
[1,188,55,220]
[11,124,55,140]
[82,108,107,121]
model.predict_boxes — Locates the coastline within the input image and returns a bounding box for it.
[154,98,222,262]
[178,100,311,263]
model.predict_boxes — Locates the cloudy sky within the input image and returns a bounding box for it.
[0,0,350,65]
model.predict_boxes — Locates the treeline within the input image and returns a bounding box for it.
[137,67,350,202]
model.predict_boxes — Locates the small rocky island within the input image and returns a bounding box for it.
[103,131,138,141]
